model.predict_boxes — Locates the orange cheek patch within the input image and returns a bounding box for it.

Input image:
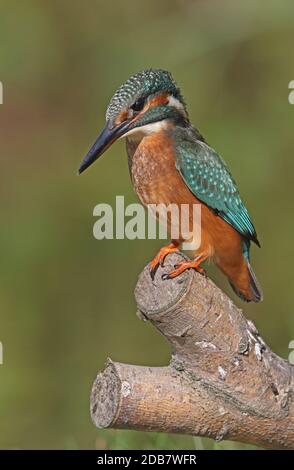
[114,93,169,125]
[114,110,129,125]
[131,93,169,123]
[146,93,169,110]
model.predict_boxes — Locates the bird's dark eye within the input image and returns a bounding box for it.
[131,97,145,112]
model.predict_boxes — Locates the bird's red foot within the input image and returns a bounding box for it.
[150,243,180,280]
[162,255,207,280]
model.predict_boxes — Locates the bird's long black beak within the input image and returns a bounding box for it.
[78,120,131,175]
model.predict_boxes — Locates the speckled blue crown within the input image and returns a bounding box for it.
[106,69,184,121]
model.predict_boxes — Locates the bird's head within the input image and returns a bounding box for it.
[78,69,187,174]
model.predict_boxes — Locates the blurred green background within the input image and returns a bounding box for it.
[0,0,293,450]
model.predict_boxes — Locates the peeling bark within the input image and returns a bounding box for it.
[90,253,294,449]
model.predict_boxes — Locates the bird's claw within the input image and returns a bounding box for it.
[149,244,180,280]
[161,256,207,280]
[150,265,158,281]
[161,273,170,281]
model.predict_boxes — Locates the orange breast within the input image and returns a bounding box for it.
[126,129,243,263]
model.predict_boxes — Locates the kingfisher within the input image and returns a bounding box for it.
[78,69,262,303]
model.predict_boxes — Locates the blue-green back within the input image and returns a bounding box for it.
[172,127,259,252]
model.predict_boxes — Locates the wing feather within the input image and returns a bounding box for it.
[173,128,259,246]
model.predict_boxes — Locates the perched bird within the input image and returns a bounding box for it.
[79,69,262,302]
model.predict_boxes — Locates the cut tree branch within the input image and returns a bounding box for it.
[90,253,294,449]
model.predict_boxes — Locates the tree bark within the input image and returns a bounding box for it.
[90,252,294,449]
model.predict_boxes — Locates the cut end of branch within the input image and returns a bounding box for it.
[90,360,121,429]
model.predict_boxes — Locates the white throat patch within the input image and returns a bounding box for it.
[122,120,169,140]
[167,95,185,113]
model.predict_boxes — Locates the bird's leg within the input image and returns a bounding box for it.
[162,254,207,280]
[150,242,180,280]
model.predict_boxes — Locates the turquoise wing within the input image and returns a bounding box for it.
[173,129,259,246]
